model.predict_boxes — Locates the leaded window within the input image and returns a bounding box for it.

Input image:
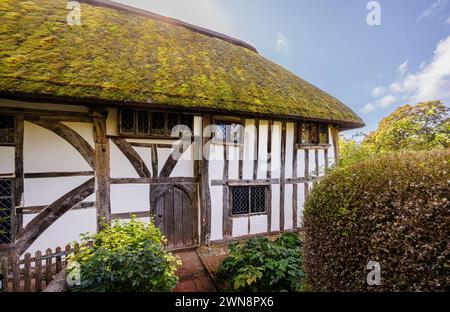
[0,115,15,145]
[0,179,13,244]
[119,109,193,138]
[213,121,244,144]
[231,186,267,215]
[299,123,329,145]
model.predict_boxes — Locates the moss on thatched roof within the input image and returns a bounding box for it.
[0,0,364,128]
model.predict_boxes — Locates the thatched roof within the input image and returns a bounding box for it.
[0,0,364,128]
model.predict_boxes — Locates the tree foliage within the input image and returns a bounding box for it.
[339,101,449,168]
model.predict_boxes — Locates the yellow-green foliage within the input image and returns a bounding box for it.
[0,0,363,126]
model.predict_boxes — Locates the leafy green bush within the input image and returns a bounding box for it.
[303,150,450,291]
[67,217,181,292]
[215,233,304,292]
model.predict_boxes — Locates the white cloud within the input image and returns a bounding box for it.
[362,103,376,113]
[364,36,450,113]
[446,16,450,24]
[379,95,397,107]
[276,33,287,53]
[371,86,385,97]
[417,0,448,22]
[397,60,409,76]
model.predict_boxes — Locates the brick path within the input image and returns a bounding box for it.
[173,249,216,292]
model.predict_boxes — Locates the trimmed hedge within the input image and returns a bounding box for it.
[303,149,450,291]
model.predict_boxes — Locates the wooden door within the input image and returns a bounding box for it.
[155,187,196,249]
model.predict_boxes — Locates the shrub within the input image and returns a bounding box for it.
[67,217,181,292]
[303,149,450,291]
[215,233,304,292]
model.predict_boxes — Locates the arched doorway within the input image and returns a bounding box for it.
[155,186,196,250]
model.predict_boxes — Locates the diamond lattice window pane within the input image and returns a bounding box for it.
[232,187,249,215]
[121,109,135,133]
[0,180,13,244]
[152,112,165,135]
[136,111,150,134]
[167,113,179,136]
[0,115,15,145]
[179,114,193,134]
[250,186,266,213]
[301,123,311,145]
[319,124,328,144]
[215,124,227,142]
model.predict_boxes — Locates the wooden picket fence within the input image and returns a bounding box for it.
[0,244,76,292]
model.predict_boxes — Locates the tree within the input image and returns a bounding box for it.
[364,101,449,152]
[338,101,449,168]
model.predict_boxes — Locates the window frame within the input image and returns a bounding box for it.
[298,122,330,147]
[212,118,245,145]
[0,115,16,146]
[230,185,269,217]
[118,109,194,139]
[0,178,14,245]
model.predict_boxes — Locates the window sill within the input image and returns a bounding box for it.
[296,144,331,150]
[232,212,267,218]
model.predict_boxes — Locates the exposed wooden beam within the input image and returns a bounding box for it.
[15,178,95,256]
[253,119,259,180]
[13,114,24,238]
[200,116,212,245]
[223,143,231,238]
[92,110,111,231]
[280,122,286,231]
[16,201,95,214]
[159,140,193,178]
[110,177,199,184]
[111,137,151,178]
[292,123,298,229]
[24,171,94,179]
[111,211,150,220]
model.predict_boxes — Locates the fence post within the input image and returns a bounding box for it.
[64,244,71,266]
[1,257,8,292]
[12,255,20,291]
[35,250,42,292]
[24,253,31,292]
[45,248,52,286]
[55,247,62,274]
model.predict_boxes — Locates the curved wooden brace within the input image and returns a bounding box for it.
[111,137,151,178]
[15,178,95,256]
[152,183,196,205]
[31,119,95,169]
[159,140,193,178]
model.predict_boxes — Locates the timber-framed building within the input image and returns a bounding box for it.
[0,0,364,256]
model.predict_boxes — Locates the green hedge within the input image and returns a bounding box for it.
[303,150,450,291]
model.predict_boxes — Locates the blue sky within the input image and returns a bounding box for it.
[116,0,450,137]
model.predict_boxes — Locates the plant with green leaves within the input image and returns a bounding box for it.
[67,217,181,292]
[338,101,449,168]
[215,233,304,292]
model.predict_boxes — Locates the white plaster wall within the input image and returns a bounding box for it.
[250,215,267,235]
[297,150,305,178]
[257,121,268,178]
[62,122,95,148]
[284,184,293,230]
[271,122,282,177]
[232,217,248,237]
[308,149,316,176]
[23,208,97,255]
[157,148,172,176]
[243,120,255,180]
[210,186,223,241]
[328,126,336,167]
[318,149,325,176]
[106,107,119,136]
[0,146,14,174]
[23,122,92,173]
[110,140,139,178]
[208,143,224,241]
[171,144,194,177]
[134,146,152,173]
[110,184,150,214]
[285,123,294,179]
[298,184,306,226]
[271,185,280,232]
[23,176,93,207]
[228,145,239,179]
